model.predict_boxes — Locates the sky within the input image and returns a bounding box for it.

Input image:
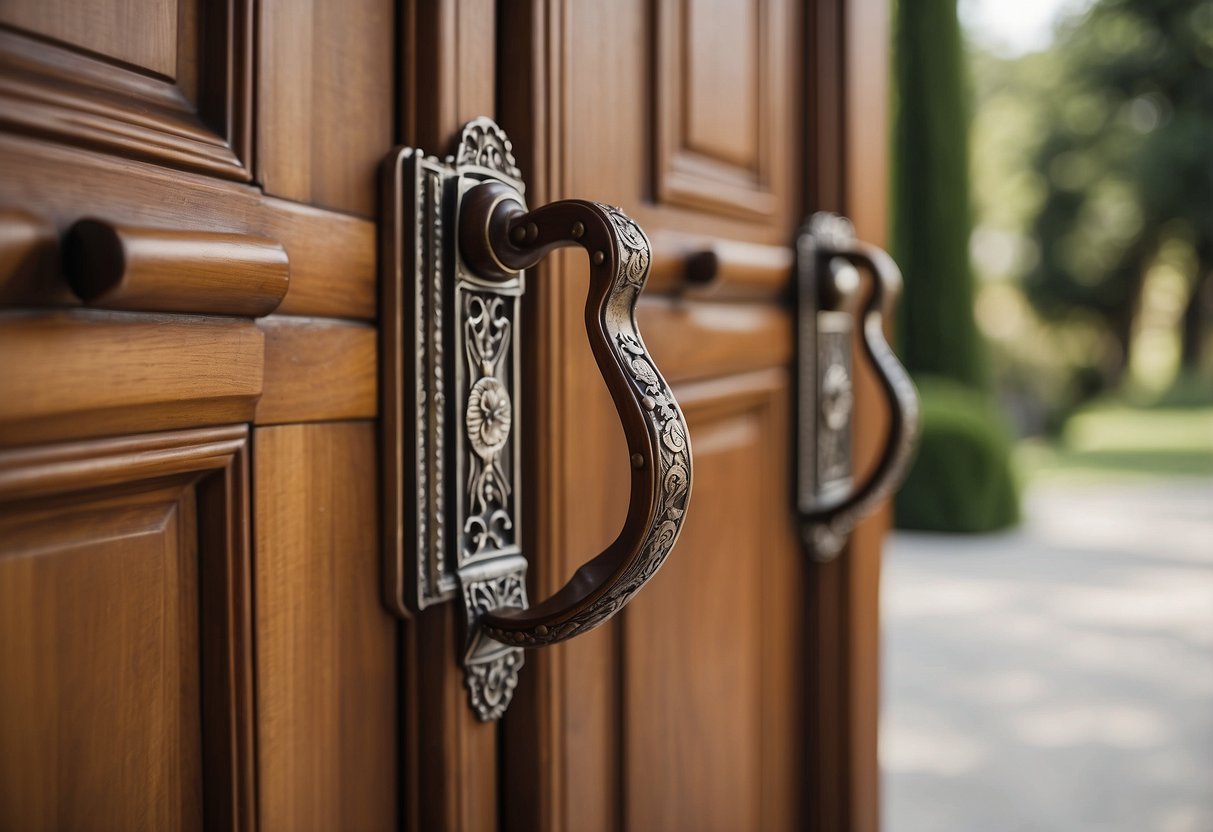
[959,0,1097,56]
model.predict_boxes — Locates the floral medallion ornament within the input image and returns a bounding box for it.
[820,362,853,432]
[466,376,512,457]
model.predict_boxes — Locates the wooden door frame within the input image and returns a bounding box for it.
[805,1,892,831]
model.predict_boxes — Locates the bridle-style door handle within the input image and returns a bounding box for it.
[461,183,693,646]
[381,119,691,720]
[795,213,919,560]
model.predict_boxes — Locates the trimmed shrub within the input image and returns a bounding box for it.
[894,376,1020,533]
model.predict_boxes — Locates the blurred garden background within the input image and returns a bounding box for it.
[892,0,1212,533]
[882,0,1213,829]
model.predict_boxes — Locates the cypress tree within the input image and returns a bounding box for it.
[892,0,987,389]
[891,0,1020,532]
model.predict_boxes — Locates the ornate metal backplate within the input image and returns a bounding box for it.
[383,119,696,720]
[795,212,920,561]
[796,214,858,560]
[381,118,529,719]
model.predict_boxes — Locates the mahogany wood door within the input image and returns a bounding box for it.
[0,1,891,830]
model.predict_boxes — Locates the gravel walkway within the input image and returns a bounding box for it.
[882,479,1213,832]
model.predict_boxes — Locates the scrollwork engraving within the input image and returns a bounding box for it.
[481,204,692,647]
[461,567,527,720]
[452,117,523,180]
[461,292,516,558]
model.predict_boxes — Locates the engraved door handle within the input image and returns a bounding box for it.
[460,183,692,647]
[381,118,691,720]
[796,213,919,560]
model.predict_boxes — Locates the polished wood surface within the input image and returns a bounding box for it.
[0,18,251,180]
[253,423,397,831]
[0,134,374,319]
[622,371,802,831]
[0,310,263,447]
[256,316,377,424]
[0,1,396,827]
[0,485,205,831]
[0,426,254,831]
[0,209,70,307]
[1,0,180,76]
[654,0,788,220]
[0,0,892,827]
[257,0,394,215]
[648,231,793,299]
[64,220,289,317]
[499,1,807,829]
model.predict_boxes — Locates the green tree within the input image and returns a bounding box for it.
[1026,0,1213,380]
[892,0,1019,532]
[892,0,988,389]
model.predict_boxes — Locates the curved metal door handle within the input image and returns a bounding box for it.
[461,184,692,647]
[381,119,691,719]
[796,213,920,559]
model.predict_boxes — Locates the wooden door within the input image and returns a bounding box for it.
[403,1,895,831]
[0,1,397,829]
[500,2,892,830]
[0,0,892,830]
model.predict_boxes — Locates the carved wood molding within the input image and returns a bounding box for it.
[653,0,780,220]
[0,10,253,181]
[0,423,247,498]
[0,309,265,448]
[0,424,258,829]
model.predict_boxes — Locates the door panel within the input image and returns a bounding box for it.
[0,0,892,827]
[0,427,254,831]
[1,490,204,831]
[253,422,397,831]
[623,371,802,831]
[499,1,807,828]
[257,0,395,215]
[3,0,181,76]
[655,0,785,219]
[0,2,250,179]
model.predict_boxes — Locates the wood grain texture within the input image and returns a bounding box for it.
[654,0,786,219]
[0,209,74,307]
[648,231,792,299]
[0,309,263,447]
[407,0,497,150]
[0,24,251,180]
[842,2,894,830]
[622,370,802,832]
[254,423,397,832]
[498,1,807,828]
[396,4,501,830]
[255,316,377,424]
[412,605,499,832]
[0,488,204,832]
[0,133,374,319]
[257,0,395,216]
[685,0,757,166]
[0,0,180,78]
[64,220,289,317]
[0,426,254,832]
[802,2,893,831]
[637,296,791,382]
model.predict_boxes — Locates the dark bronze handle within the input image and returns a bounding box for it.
[460,183,693,647]
[798,213,919,558]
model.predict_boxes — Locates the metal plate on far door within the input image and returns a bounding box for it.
[381,118,529,719]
